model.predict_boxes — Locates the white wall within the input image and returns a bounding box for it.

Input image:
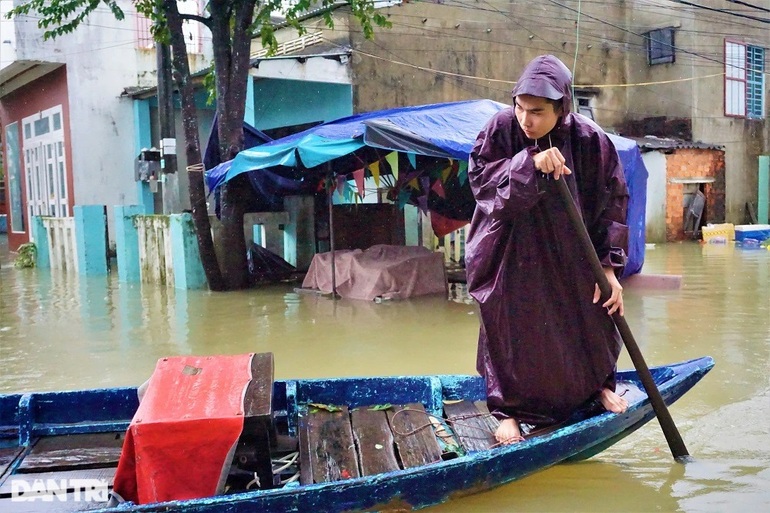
[643,151,668,243]
[63,4,144,223]
[0,0,16,70]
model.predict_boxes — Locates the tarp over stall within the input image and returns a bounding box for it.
[205,100,648,276]
[205,99,506,190]
[302,245,448,301]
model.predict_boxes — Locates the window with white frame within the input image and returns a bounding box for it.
[725,40,765,119]
[22,106,68,218]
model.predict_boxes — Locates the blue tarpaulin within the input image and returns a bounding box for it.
[608,134,648,277]
[204,99,648,275]
[205,99,506,192]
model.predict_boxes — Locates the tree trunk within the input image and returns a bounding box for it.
[164,0,225,291]
[209,0,258,290]
[219,174,252,289]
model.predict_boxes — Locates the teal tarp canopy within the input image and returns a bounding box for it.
[206,99,509,191]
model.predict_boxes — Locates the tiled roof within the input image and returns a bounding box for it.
[623,136,724,151]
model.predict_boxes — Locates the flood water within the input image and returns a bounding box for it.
[1,238,769,512]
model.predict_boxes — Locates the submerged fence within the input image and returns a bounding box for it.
[31,205,107,275]
[41,216,78,272]
[31,205,205,289]
[30,200,457,290]
[114,207,206,290]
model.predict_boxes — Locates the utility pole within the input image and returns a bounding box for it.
[156,37,181,213]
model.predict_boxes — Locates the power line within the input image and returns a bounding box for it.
[322,4,753,119]
[724,0,770,14]
[667,0,770,23]
[352,47,726,89]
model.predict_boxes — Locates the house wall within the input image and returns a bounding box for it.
[340,1,767,227]
[251,79,352,130]
[144,90,217,213]
[344,2,628,127]
[664,149,725,241]
[0,67,72,250]
[1,1,160,249]
[642,151,667,243]
[625,0,769,224]
[622,1,695,121]
[62,8,144,220]
[688,2,769,224]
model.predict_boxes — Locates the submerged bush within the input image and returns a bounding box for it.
[14,242,36,269]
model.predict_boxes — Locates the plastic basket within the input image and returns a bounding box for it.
[701,223,734,242]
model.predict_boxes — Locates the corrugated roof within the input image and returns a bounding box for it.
[624,136,724,151]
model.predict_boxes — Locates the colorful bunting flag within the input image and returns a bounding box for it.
[441,164,452,183]
[368,161,381,187]
[397,188,411,209]
[458,160,468,186]
[386,152,399,180]
[407,152,417,169]
[417,194,429,213]
[352,168,366,198]
[431,180,446,198]
[336,174,347,195]
[420,176,430,194]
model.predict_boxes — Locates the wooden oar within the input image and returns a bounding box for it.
[552,176,690,462]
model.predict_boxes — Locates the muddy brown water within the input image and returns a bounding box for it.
[1,239,768,512]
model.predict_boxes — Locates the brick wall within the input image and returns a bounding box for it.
[664,149,725,241]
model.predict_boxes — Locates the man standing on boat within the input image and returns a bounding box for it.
[465,54,630,444]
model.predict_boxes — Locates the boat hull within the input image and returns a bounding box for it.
[0,356,714,512]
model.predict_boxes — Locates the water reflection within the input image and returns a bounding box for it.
[0,240,769,511]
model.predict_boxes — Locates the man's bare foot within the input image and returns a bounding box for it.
[495,418,524,445]
[599,388,628,413]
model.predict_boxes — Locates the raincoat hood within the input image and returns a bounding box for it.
[511,55,573,113]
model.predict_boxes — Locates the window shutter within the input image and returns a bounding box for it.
[725,41,746,117]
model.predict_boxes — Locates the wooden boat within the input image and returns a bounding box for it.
[0,355,713,512]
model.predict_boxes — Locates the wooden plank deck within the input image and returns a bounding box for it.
[300,402,459,484]
[350,408,399,476]
[386,404,443,469]
[0,467,116,497]
[0,467,115,511]
[443,400,498,452]
[299,406,360,484]
[17,433,124,473]
[0,446,23,479]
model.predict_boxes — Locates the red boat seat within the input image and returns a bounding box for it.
[112,352,274,504]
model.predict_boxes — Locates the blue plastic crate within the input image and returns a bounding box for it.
[734,224,770,242]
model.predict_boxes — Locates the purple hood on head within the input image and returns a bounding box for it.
[511,55,573,113]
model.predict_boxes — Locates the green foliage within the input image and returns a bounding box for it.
[6,0,125,40]
[8,0,391,109]
[308,403,343,413]
[347,0,391,39]
[14,242,36,269]
[203,70,217,106]
[7,0,392,74]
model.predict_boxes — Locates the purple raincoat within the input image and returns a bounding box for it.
[465,55,629,426]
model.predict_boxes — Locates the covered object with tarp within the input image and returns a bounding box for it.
[205,100,648,277]
[302,245,447,301]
